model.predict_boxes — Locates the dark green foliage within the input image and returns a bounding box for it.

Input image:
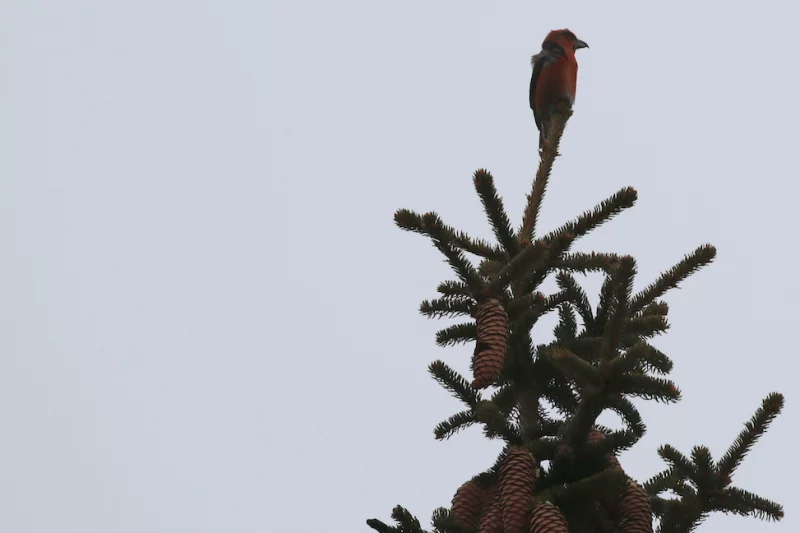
[420,297,475,320]
[368,111,784,533]
[629,245,717,315]
[369,506,428,533]
[434,410,476,440]
[435,323,477,347]
[431,507,475,533]
[716,392,784,479]
[645,393,785,533]
[473,169,518,257]
[429,361,482,409]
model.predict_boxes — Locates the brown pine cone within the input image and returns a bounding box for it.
[499,448,536,533]
[529,502,569,533]
[588,429,622,471]
[471,298,509,389]
[451,480,486,530]
[479,490,503,533]
[610,480,653,533]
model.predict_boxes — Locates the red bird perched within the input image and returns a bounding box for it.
[529,29,589,148]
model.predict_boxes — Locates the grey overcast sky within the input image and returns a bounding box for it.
[2,1,797,532]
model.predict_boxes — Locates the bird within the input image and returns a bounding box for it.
[529,29,589,148]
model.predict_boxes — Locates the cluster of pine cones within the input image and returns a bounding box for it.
[463,300,653,532]
[451,445,652,533]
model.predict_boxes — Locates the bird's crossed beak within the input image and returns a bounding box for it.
[574,39,589,50]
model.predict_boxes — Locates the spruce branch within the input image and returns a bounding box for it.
[503,322,536,381]
[542,290,572,313]
[554,251,622,274]
[487,445,512,477]
[593,274,615,335]
[691,446,715,487]
[394,210,483,292]
[640,300,669,318]
[643,469,681,497]
[630,244,717,315]
[716,392,784,479]
[422,213,484,292]
[452,229,506,261]
[654,483,784,533]
[473,169,519,256]
[557,393,608,449]
[517,387,543,440]
[394,208,433,236]
[584,428,638,457]
[536,406,565,437]
[556,271,594,329]
[623,314,670,339]
[614,373,681,403]
[535,356,581,415]
[506,290,545,321]
[477,258,505,278]
[568,335,603,364]
[545,346,604,391]
[431,507,476,533]
[605,395,647,438]
[486,239,551,295]
[434,410,477,440]
[392,506,427,533]
[649,400,786,532]
[605,342,653,377]
[437,281,472,298]
[540,187,638,248]
[542,382,581,417]
[517,231,577,294]
[553,303,578,342]
[367,519,399,533]
[475,401,522,443]
[429,360,483,408]
[655,498,702,533]
[713,486,784,521]
[519,107,572,245]
[600,255,637,362]
[471,470,499,490]
[490,384,519,415]
[673,480,699,500]
[435,322,477,347]
[551,468,629,503]
[632,343,673,376]
[420,297,475,319]
[657,445,697,479]
[508,290,568,327]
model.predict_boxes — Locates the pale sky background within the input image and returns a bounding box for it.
[2,1,798,532]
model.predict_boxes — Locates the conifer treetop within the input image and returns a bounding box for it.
[368,109,784,533]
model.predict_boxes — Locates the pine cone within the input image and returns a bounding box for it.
[610,480,653,533]
[588,429,622,471]
[451,480,486,530]
[499,448,536,533]
[479,490,502,533]
[471,298,509,389]
[529,502,569,533]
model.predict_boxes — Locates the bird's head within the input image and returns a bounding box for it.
[543,29,589,53]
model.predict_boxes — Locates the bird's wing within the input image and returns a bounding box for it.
[529,52,548,132]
